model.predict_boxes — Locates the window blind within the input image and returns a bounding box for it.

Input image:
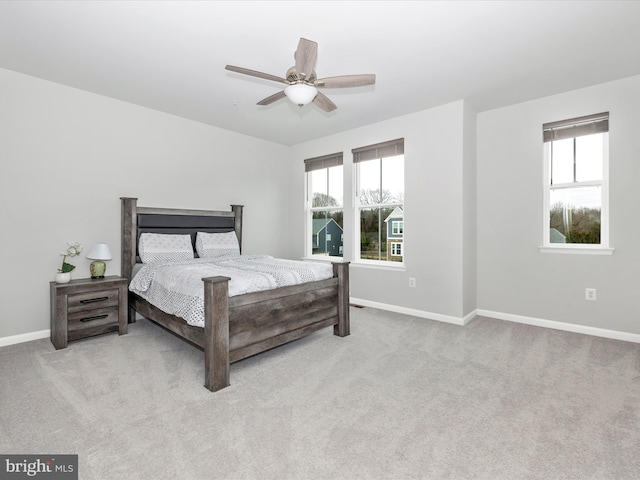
[543,112,609,143]
[352,138,404,163]
[304,152,343,172]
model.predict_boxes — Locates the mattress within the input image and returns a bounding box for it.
[129,255,334,327]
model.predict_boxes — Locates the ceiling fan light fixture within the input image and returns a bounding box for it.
[284,83,317,106]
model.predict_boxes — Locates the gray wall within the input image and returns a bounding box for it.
[3,64,639,342]
[290,100,476,322]
[477,74,640,335]
[0,68,291,339]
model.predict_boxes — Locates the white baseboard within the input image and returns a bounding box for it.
[0,329,50,348]
[350,297,473,326]
[476,309,640,344]
[4,306,638,348]
[349,299,640,344]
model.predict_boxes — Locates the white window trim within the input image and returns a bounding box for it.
[538,245,614,255]
[353,159,405,267]
[301,255,337,263]
[540,133,611,255]
[351,259,406,271]
[304,165,344,259]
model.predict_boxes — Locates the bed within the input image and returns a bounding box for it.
[120,197,350,392]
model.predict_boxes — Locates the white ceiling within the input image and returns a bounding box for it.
[2,1,640,146]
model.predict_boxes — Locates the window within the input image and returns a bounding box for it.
[353,138,404,264]
[391,242,402,256]
[542,112,609,249]
[305,152,344,258]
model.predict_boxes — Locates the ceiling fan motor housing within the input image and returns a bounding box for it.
[286,66,317,85]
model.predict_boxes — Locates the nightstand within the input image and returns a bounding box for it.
[50,276,128,349]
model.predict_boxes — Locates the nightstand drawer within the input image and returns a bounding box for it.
[68,306,119,334]
[68,305,119,328]
[68,289,119,313]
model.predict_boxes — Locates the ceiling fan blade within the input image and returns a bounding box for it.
[225,65,288,85]
[313,92,337,112]
[257,90,286,106]
[315,74,376,88]
[294,38,318,81]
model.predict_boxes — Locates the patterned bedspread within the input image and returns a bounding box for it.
[129,255,334,327]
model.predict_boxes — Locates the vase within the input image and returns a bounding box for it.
[55,272,71,284]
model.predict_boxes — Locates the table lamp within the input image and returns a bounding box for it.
[86,243,112,279]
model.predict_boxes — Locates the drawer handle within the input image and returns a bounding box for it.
[80,297,108,304]
[80,314,109,323]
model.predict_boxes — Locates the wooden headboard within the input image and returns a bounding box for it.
[120,197,244,282]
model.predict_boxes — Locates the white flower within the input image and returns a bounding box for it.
[62,242,83,257]
[59,241,83,273]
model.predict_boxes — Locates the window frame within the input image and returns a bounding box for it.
[304,152,344,260]
[540,113,613,255]
[353,138,405,266]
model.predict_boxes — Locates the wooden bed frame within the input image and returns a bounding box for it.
[120,197,350,392]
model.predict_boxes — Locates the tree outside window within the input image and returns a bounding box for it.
[543,113,609,247]
[355,143,404,263]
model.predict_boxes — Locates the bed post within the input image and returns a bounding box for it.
[120,197,138,323]
[333,261,350,337]
[202,276,231,392]
[231,204,244,253]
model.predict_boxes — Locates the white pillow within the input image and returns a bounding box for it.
[139,233,194,263]
[195,231,240,259]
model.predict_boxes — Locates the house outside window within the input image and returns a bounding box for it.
[353,138,404,264]
[542,112,609,250]
[384,207,404,262]
[305,152,343,257]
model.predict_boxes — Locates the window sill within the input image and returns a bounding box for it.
[301,257,405,270]
[351,260,406,271]
[538,246,614,255]
[301,256,347,263]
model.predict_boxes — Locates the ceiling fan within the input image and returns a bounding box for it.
[225,38,375,112]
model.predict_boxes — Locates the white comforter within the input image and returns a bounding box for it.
[129,255,334,327]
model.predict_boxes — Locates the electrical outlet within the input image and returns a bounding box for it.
[585,288,597,301]
[409,277,416,288]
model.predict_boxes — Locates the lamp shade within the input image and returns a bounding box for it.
[284,83,317,106]
[86,243,112,260]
